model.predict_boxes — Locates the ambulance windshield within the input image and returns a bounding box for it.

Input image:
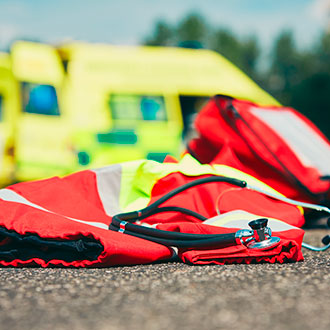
[109,94,166,121]
[22,82,60,116]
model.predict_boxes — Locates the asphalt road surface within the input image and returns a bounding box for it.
[0,228,329,330]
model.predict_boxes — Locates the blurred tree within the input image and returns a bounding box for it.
[211,29,242,66]
[291,72,330,136]
[263,30,330,138]
[143,20,174,46]
[241,36,260,78]
[267,30,300,105]
[316,32,330,71]
[289,32,330,138]
[142,13,330,137]
[211,29,261,81]
[143,13,261,80]
[175,13,209,46]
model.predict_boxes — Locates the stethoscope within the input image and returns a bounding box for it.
[109,176,330,252]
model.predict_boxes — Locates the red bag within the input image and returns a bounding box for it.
[187,95,330,204]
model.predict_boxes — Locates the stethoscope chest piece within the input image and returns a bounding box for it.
[247,236,281,250]
[236,218,281,250]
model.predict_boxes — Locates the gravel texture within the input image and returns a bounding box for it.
[0,228,329,330]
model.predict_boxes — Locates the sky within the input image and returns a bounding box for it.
[0,0,330,52]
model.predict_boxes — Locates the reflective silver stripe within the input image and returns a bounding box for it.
[0,189,108,230]
[247,184,330,213]
[251,107,330,176]
[221,219,294,231]
[92,164,122,216]
[205,213,297,232]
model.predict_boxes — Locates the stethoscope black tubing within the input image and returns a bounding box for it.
[132,206,208,222]
[111,213,227,240]
[109,223,237,248]
[109,176,247,247]
[140,176,247,213]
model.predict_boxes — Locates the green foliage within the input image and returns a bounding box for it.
[144,12,261,81]
[211,29,260,79]
[143,20,174,46]
[291,73,330,136]
[267,31,301,105]
[176,13,208,43]
[143,13,330,137]
[266,30,330,137]
[211,29,243,66]
[241,36,260,76]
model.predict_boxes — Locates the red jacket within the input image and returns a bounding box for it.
[0,157,304,267]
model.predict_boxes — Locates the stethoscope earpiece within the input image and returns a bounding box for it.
[321,235,330,246]
[301,216,330,251]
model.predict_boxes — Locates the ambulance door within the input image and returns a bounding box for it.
[0,92,14,185]
[11,42,72,181]
[0,58,19,186]
[136,93,183,160]
[95,92,182,163]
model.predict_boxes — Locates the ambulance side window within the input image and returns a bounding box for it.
[21,82,60,116]
[0,94,3,121]
[109,94,166,121]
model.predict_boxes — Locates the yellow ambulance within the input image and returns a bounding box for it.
[0,40,278,183]
[0,52,19,185]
